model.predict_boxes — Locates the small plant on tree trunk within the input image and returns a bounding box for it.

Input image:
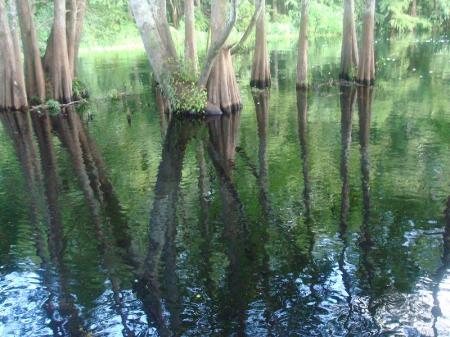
[163,63,208,114]
[131,0,239,115]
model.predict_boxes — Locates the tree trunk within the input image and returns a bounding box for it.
[50,0,73,102]
[357,0,376,85]
[230,0,264,55]
[0,0,27,110]
[296,0,309,89]
[251,0,271,88]
[271,0,277,20]
[66,0,86,77]
[16,0,46,102]
[168,0,179,28]
[45,0,86,78]
[66,0,77,77]
[72,0,86,78]
[206,0,241,113]
[8,0,20,62]
[184,0,197,72]
[43,28,54,75]
[340,0,359,80]
[410,0,417,16]
[130,0,177,86]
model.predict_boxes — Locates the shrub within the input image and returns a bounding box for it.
[72,79,89,99]
[46,99,61,114]
[162,63,207,114]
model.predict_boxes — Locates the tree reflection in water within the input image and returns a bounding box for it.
[1,70,450,335]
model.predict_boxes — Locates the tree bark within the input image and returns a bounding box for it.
[73,0,87,76]
[16,0,46,102]
[205,0,241,113]
[168,0,179,28]
[66,0,86,77]
[296,0,309,89]
[50,0,73,102]
[340,0,359,80]
[66,0,77,77]
[184,0,198,72]
[250,0,271,88]
[198,0,237,88]
[43,28,54,75]
[410,0,417,16]
[44,0,85,77]
[130,0,178,86]
[357,0,376,85]
[0,0,27,110]
[8,0,20,62]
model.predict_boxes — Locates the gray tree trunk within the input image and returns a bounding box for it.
[251,0,271,88]
[357,0,376,85]
[184,0,198,72]
[206,0,241,113]
[296,0,309,89]
[0,0,27,110]
[17,0,46,102]
[130,0,178,86]
[51,0,73,102]
[340,0,359,80]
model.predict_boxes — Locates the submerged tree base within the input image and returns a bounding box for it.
[0,106,28,113]
[205,95,242,115]
[250,79,271,89]
[207,49,242,114]
[296,83,309,90]
[356,78,375,86]
[339,73,356,82]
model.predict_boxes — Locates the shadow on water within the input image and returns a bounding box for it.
[136,116,197,337]
[207,112,253,336]
[357,86,376,305]
[338,85,356,333]
[1,110,85,336]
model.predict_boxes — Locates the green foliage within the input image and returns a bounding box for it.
[377,0,431,33]
[163,63,207,114]
[45,99,61,115]
[27,0,450,56]
[29,96,42,106]
[34,1,53,52]
[235,0,256,32]
[107,88,124,100]
[72,79,89,99]
[83,0,138,46]
[194,4,210,32]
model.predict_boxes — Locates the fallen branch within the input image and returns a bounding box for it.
[30,98,87,112]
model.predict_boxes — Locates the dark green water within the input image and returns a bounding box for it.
[1,36,450,336]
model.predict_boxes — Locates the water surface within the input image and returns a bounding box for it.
[1,36,450,336]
